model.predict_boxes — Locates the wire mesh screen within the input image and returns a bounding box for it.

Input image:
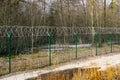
[0,27,120,76]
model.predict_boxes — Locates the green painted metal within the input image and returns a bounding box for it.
[7,32,11,73]
[110,32,113,53]
[74,32,78,59]
[95,32,98,56]
[47,32,52,65]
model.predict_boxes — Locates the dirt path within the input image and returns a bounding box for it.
[1,53,120,80]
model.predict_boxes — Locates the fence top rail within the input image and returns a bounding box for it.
[0,26,120,37]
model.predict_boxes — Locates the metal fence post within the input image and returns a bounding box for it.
[7,32,11,73]
[110,32,113,53]
[74,32,78,59]
[95,32,98,56]
[47,32,52,66]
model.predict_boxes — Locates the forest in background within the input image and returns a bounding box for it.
[0,0,120,27]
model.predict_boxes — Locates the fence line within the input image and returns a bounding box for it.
[0,27,120,76]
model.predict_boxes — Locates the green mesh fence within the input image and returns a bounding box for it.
[0,27,120,76]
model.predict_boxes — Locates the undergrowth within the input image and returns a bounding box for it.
[35,64,120,80]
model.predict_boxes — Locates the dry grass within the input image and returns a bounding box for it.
[29,64,120,80]
[72,65,120,80]
[0,44,120,76]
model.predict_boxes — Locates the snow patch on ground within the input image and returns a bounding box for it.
[54,54,120,71]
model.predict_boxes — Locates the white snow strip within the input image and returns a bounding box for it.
[54,54,120,71]
[0,70,51,80]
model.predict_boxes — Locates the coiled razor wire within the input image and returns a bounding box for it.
[0,26,120,37]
